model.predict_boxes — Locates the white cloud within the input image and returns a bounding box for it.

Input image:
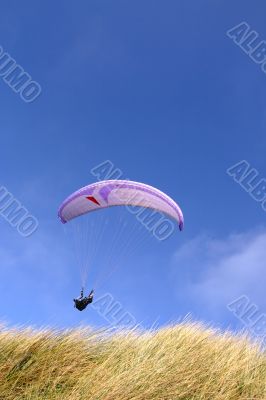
[0,224,74,323]
[172,228,266,317]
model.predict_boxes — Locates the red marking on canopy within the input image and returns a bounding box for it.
[86,196,100,206]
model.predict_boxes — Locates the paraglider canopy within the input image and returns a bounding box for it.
[58,180,184,231]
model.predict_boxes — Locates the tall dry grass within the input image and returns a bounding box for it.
[0,322,265,400]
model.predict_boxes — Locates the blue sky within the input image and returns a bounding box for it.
[0,1,266,337]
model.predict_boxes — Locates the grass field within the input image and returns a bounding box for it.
[0,322,265,400]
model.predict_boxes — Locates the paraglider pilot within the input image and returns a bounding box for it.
[73,288,94,311]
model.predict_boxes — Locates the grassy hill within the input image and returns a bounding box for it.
[0,322,265,400]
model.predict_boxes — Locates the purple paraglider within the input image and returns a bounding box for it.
[58,180,184,231]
